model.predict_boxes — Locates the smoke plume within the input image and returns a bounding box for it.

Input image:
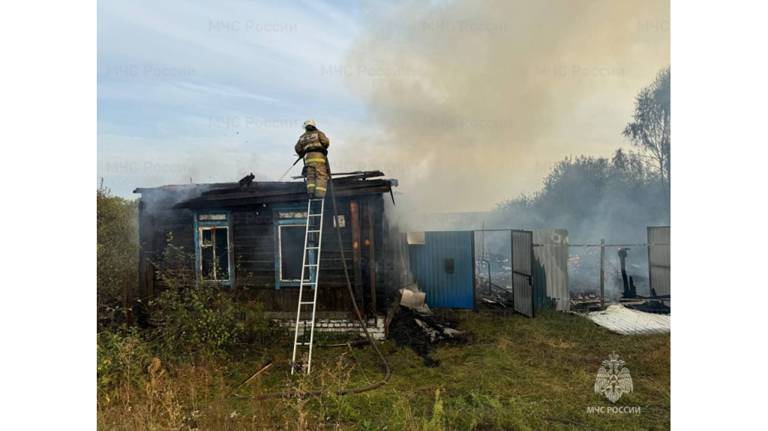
[340,0,669,212]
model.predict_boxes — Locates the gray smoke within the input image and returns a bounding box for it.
[341,0,670,213]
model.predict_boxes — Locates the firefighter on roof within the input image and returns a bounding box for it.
[295,120,330,198]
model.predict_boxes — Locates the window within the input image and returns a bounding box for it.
[279,225,310,282]
[195,213,232,284]
[275,206,318,288]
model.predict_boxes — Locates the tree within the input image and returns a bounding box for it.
[623,67,671,185]
[493,151,668,242]
[97,186,138,311]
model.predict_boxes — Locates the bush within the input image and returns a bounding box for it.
[97,327,152,391]
[149,286,277,361]
[150,286,243,360]
[146,238,280,360]
[97,187,138,314]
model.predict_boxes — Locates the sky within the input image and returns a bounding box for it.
[98,0,669,211]
[98,0,370,194]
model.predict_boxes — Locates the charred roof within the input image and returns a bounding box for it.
[133,170,398,210]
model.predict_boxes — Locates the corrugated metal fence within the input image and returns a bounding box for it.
[533,229,570,311]
[407,229,538,315]
[647,226,670,297]
[409,231,476,309]
[512,230,534,317]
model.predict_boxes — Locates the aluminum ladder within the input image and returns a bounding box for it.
[290,197,325,375]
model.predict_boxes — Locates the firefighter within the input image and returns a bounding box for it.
[295,120,330,198]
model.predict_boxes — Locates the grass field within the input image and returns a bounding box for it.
[97,310,670,430]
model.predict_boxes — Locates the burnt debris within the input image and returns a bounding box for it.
[388,306,468,367]
[476,280,515,309]
[238,172,255,187]
[625,299,670,314]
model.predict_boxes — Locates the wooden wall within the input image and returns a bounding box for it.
[137,191,391,315]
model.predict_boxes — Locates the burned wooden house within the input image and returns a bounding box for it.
[134,171,399,321]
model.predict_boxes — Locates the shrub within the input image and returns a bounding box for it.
[97,327,152,391]
[148,287,278,360]
[97,187,138,320]
[146,238,280,360]
[150,286,245,361]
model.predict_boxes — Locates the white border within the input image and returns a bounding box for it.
[0,1,96,429]
[673,1,768,428]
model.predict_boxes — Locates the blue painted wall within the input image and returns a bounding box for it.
[409,231,475,309]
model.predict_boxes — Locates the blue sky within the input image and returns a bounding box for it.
[98,0,372,196]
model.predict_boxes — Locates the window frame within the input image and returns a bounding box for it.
[277,224,311,285]
[194,211,234,286]
[274,204,309,289]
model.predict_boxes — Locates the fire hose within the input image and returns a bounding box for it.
[235,159,392,399]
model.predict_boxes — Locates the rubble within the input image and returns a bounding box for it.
[387,304,468,367]
[476,280,515,309]
[398,287,429,313]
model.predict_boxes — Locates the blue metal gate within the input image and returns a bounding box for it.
[409,231,475,309]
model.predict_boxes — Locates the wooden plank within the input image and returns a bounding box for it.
[600,239,605,309]
[194,180,390,201]
[349,200,364,313]
[366,202,377,314]
[175,183,393,209]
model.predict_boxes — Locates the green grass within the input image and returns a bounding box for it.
[98,311,670,430]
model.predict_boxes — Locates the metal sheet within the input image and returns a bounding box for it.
[512,230,534,317]
[513,273,533,317]
[647,226,670,297]
[533,229,570,311]
[586,304,670,335]
[409,231,475,309]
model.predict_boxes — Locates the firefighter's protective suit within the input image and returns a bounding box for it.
[294,125,330,198]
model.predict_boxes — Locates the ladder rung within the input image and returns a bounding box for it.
[293,199,324,376]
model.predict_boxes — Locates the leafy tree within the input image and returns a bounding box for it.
[97,186,138,311]
[623,67,671,185]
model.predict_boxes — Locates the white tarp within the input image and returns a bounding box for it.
[586,304,670,335]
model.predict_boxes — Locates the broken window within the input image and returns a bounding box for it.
[197,214,231,283]
[279,225,310,283]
